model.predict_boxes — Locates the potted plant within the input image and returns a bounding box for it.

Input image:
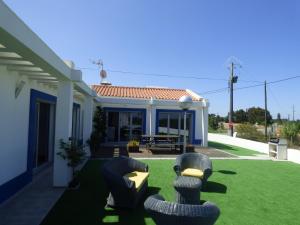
[186,144,195,152]
[57,138,86,190]
[127,140,140,152]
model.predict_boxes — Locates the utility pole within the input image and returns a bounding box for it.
[264,81,268,141]
[228,62,238,136]
[292,105,295,121]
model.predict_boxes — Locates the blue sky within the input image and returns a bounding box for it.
[4,0,300,119]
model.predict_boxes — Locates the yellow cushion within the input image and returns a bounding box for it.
[181,168,204,178]
[125,171,149,190]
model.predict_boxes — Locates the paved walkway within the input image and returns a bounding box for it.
[0,167,65,225]
[93,145,236,158]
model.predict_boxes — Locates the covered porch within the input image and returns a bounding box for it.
[0,1,95,205]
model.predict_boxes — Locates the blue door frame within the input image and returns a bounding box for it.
[0,89,57,204]
[155,109,202,145]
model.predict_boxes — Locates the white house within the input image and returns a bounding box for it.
[0,1,209,205]
[92,85,209,146]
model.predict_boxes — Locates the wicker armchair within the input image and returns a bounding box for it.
[174,153,212,186]
[144,194,220,225]
[102,156,149,209]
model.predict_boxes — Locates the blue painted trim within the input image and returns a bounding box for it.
[155,109,197,144]
[103,107,147,136]
[0,89,57,204]
[0,171,31,203]
[194,139,202,145]
[27,89,56,172]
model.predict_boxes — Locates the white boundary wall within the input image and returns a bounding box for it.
[287,149,300,164]
[208,133,300,164]
[208,133,269,154]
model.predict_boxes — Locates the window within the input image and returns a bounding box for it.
[72,103,81,143]
[158,111,193,143]
[106,110,144,142]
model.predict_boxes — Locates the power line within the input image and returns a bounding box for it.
[268,86,283,110]
[198,75,300,96]
[78,67,262,83]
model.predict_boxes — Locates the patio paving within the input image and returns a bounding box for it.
[0,167,65,225]
[92,145,236,158]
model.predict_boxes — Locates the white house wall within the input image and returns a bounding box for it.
[0,66,56,186]
[0,65,91,188]
[96,97,209,146]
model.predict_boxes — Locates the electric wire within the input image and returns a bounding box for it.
[78,67,262,83]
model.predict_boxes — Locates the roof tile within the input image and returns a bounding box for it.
[92,85,201,101]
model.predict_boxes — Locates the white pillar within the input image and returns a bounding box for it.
[150,106,156,135]
[201,105,208,147]
[83,95,94,156]
[183,111,187,153]
[53,81,73,187]
[146,106,151,135]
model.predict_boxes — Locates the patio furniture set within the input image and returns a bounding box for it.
[102,153,220,225]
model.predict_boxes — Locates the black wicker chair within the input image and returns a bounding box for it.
[102,156,149,209]
[174,153,212,186]
[144,194,220,225]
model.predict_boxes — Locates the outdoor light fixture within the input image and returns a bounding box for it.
[15,80,26,99]
[178,95,193,154]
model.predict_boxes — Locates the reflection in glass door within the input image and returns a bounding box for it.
[120,112,131,141]
[34,101,55,171]
[107,112,119,142]
[158,112,193,143]
[131,112,143,140]
[106,111,144,142]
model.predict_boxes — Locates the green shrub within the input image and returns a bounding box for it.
[236,123,265,142]
[281,122,300,144]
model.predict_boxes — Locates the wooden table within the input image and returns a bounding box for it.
[141,135,180,151]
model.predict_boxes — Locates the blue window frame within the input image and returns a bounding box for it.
[156,109,199,144]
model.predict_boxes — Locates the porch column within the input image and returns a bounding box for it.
[146,106,151,135]
[83,95,94,156]
[201,101,208,147]
[53,80,73,187]
[150,106,156,135]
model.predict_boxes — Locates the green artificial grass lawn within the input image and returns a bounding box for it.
[42,159,300,225]
[208,141,263,156]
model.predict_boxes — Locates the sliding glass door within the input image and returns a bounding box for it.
[34,101,55,171]
[107,110,144,142]
[158,111,193,143]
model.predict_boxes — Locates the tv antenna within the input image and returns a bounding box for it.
[90,59,111,85]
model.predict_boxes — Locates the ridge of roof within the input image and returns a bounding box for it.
[91,84,187,91]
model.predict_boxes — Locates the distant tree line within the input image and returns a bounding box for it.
[209,106,273,130]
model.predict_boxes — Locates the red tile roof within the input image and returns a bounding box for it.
[92,85,202,101]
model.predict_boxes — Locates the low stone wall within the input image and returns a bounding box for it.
[208,133,300,164]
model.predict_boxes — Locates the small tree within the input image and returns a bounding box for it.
[247,107,272,125]
[281,122,300,144]
[209,114,219,130]
[234,109,248,123]
[87,106,106,154]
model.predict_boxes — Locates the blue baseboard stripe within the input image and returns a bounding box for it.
[0,171,32,204]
